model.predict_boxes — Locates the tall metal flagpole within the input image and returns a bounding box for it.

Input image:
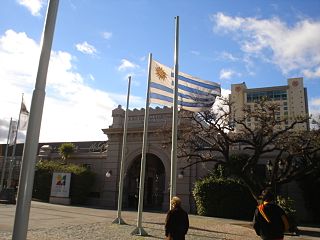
[113,76,131,225]
[170,16,179,207]
[7,94,24,188]
[131,53,152,236]
[0,118,13,191]
[12,1,60,239]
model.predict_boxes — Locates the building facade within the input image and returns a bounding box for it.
[230,77,309,131]
[0,106,214,212]
[0,104,312,220]
[100,105,214,212]
[1,77,313,220]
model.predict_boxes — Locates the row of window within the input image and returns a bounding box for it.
[246,121,289,127]
[246,103,288,113]
[247,90,287,102]
[247,117,288,123]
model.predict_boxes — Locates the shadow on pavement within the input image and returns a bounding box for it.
[190,226,247,237]
[297,229,320,238]
[187,232,225,240]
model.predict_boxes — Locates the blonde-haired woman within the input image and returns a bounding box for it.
[165,196,189,240]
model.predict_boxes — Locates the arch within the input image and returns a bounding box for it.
[124,146,170,177]
[123,147,170,210]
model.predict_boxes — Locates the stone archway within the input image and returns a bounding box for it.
[125,153,165,210]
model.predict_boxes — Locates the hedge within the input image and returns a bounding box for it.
[193,176,256,220]
[33,160,95,204]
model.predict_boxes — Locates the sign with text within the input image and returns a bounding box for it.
[50,172,71,198]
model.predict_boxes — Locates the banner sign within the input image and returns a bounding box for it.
[50,172,71,198]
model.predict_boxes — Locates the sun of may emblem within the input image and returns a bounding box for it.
[155,66,167,81]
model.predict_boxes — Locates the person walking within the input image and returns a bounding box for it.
[165,196,189,240]
[253,188,289,240]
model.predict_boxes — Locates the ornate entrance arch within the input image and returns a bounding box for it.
[102,106,178,211]
[125,153,165,210]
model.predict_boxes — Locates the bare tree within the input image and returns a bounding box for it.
[177,97,320,200]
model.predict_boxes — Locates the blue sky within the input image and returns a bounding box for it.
[1,0,319,143]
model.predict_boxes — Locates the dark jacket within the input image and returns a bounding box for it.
[253,202,287,240]
[165,206,189,240]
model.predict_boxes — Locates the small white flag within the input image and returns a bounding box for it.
[8,120,18,146]
[19,100,29,131]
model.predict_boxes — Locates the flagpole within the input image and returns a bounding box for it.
[7,94,24,188]
[131,53,152,236]
[113,76,131,225]
[12,1,59,239]
[170,16,179,207]
[0,118,13,191]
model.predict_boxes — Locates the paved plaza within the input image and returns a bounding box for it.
[0,201,319,239]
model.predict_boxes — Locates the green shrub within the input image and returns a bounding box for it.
[193,175,256,219]
[276,195,296,217]
[277,195,298,233]
[33,160,95,204]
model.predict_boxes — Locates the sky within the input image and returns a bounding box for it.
[0,0,319,144]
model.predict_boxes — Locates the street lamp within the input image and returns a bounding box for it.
[178,170,184,179]
[106,170,112,178]
[266,160,274,187]
[266,159,286,196]
[266,160,273,173]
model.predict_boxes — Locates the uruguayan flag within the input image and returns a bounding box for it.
[150,60,221,112]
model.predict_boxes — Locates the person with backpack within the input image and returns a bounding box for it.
[253,188,290,240]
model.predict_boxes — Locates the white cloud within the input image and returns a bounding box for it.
[219,69,233,80]
[212,12,320,78]
[311,98,320,107]
[220,51,238,62]
[17,0,44,16]
[302,67,320,78]
[75,41,97,55]
[88,74,95,81]
[0,29,118,143]
[118,59,138,71]
[102,31,112,40]
[310,97,320,122]
[139,56,146,62]
[213,13,245,31]
[190,50,200,56]
[219,68,240,80]
[221,88,231,98]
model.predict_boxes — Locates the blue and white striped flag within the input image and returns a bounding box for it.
[150,60,221,112]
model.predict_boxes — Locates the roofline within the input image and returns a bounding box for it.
[245,85,288,92]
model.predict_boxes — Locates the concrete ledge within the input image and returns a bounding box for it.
[49,196,71,205]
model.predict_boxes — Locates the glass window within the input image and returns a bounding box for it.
[281,91,287,100]
[247,90,287,102]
